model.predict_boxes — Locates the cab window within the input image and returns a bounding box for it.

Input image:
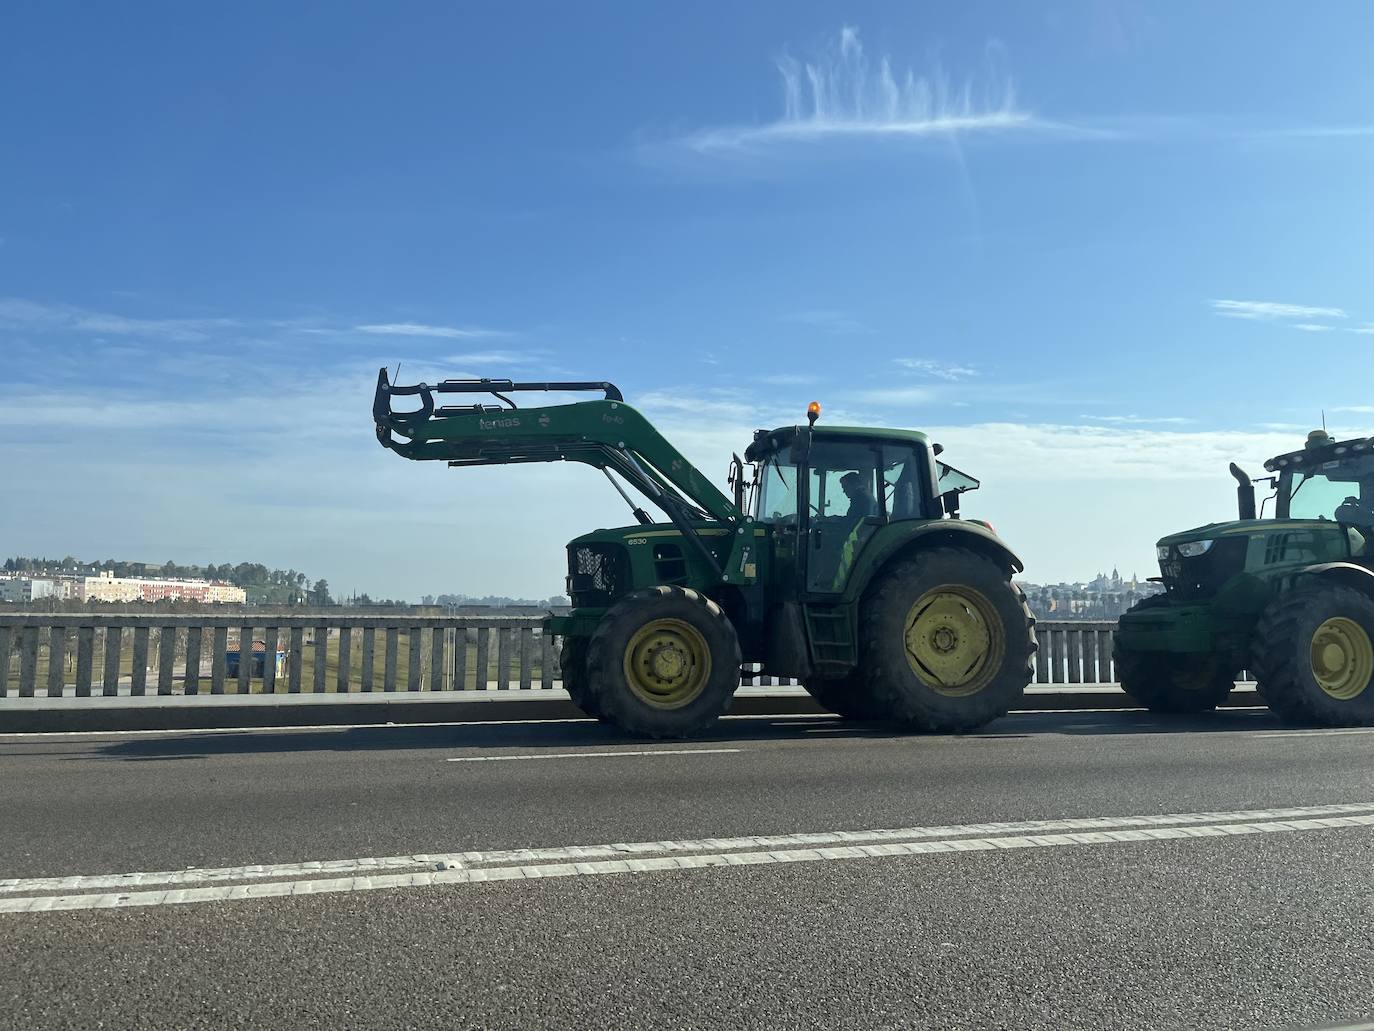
[756,453,799,523]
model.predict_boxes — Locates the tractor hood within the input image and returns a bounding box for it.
[1156,518,1346,549]
[1156,520,1262,548]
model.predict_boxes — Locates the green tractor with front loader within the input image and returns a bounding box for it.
[1116,430,1374,724]
[374,371,1036,738]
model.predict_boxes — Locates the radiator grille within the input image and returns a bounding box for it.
[567,544,629,607]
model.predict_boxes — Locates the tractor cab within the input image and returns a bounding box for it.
[744,422,983,595]
[1267,432,1374,553]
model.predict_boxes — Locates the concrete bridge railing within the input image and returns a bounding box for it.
[0,614,1121,699]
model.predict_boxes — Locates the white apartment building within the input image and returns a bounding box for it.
[79,571,246,604]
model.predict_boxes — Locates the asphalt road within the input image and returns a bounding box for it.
[3,706,1374,1030]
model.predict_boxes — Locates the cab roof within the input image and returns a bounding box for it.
[1264,434,1374,473]
[745,424,931,462]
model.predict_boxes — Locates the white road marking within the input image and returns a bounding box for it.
[444,748,741,763]
[5,810,1373,914]
[5,801,1374,910]
[1255,728,1374,738]
[0,712,827,743]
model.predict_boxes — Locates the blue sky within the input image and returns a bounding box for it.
[3,1,1373,599]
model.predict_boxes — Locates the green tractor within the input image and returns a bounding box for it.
[1116,430,1374,724]
[374,371,1036,738]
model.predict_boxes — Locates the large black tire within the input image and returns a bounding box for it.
[585,586,742,738]
[558,636,608,721]
[860,548,1036,732]
[1114,595,1236,713]
[1251,584,1374,726]
[1114,650,1237,713]
[803,671,885,720]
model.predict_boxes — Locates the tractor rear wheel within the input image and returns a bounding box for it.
[1113,648,1236,713]
[558,636,607,721]
[585,586,741,738]
[803,672,885,720]
[1251,584,1374,726]
[860,548,1036,731]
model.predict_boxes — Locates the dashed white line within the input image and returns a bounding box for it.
[5,801,1374,909]
[444,748,742,763]
[6,810,1374,914]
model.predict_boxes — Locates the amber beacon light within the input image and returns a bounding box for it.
[806,401,821,426]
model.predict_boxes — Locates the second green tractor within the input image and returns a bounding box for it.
[1116,430,1374,725]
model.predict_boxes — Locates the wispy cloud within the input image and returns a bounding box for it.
[844,385,940,406]
[442,350,539,365]
[1347,324,1374,335]
[354,322,512,340]
[1210,299,1348,321]
[0,298,242,342]
[760,374,819,387]
[1082,414,1195,425]
[669,28,1086,155]
[1293,323,1336,332]
[894,358,979,380]
[1333,405,1374,414]
[780,309,871,335]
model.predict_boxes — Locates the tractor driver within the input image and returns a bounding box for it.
[1335,473,1374,531]
[840,471,878,520]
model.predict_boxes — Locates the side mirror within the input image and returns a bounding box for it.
[941,489,962,518]
[728,454,745,512]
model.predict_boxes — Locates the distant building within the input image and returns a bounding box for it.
[1018,567,1162,621]
[78,571,246,604]
[0,577,59,603]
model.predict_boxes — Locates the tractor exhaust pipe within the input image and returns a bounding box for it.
[1230,463,1257,521]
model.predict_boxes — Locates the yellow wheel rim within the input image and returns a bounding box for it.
[623,618,711,709]
[903,585,1005,698]
[1310,617,1374,701]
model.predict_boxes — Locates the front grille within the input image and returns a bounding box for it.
[1159,537,1248,600]
[566,543,629,607]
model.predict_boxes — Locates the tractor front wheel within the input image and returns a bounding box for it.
[1251,584,1374,726]
[585,586,741,738]
[860,548,1036,732]
[558,636,607,722]
[1113,648,1236,713]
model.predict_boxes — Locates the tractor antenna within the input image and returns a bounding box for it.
[1322,409,1327,433]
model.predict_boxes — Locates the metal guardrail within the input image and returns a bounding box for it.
[0,614,1121,699]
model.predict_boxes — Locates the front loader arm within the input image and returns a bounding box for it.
[373,368,742,525]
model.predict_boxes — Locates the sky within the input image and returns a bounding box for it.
[2,1,1373,600]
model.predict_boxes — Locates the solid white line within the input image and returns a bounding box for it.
[1255,728,1374,738]
[444,748,742,763]
[6,811,1373,914]
[6,801,1374,898]
[0,713,829,742]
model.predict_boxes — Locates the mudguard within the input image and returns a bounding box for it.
[841,520,1024,605]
